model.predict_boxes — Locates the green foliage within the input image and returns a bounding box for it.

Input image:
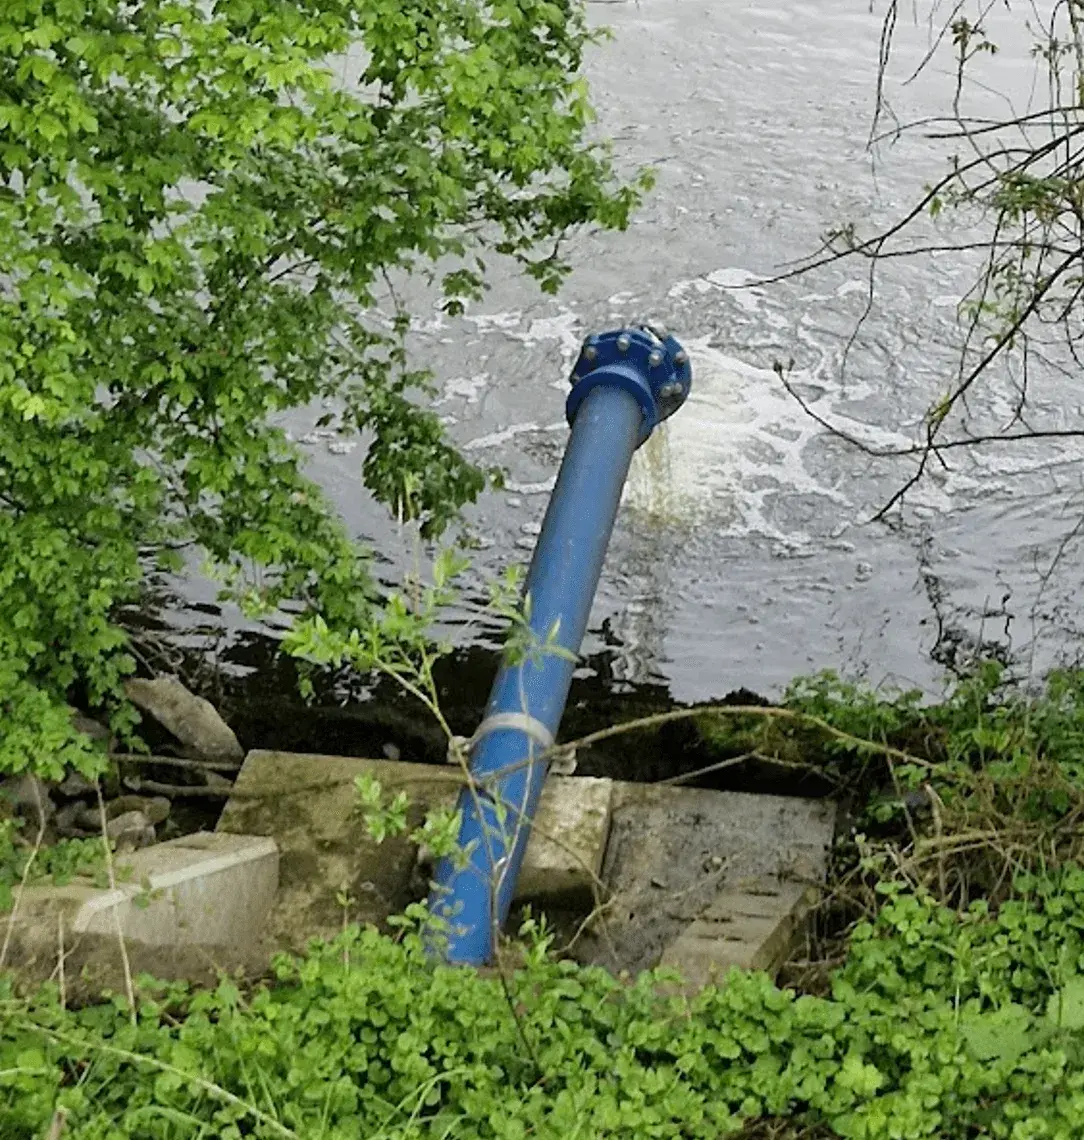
[285,543,563,748]
[9,873,1084,1137]
[8,666,1084,1136]
[0,0,650,780]
[354,772,462,865]
[0,820,105,910]
[699,664,1084,821]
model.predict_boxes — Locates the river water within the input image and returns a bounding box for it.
[182,1,1084,708]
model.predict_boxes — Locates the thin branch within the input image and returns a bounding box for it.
[122,779,232,798]
[96,783,136,1025]
[0,782,48,971]
[111,752,243,772]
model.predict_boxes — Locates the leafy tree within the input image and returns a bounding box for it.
[0,0,651,779]
[778,1,1084,518]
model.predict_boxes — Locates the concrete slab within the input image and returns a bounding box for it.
[659,879,821,987]
[216,751,834,986]
[73,832,278,945]
[3,832,278,995]
[571,783,835,986]
[216,751,613,953]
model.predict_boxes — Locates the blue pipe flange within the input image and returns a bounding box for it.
[566,324,692,445]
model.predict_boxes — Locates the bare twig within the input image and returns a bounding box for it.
[925,781,949,901]
[95,784,136,1025]
[45,1107,68,1140]
[0,779,49,971]
[657,752,758,786]
[111,753,243,772]
[122,779,233,798]
[540,704,933,773]
[56,909,66,1012]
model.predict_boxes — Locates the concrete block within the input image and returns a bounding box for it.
[73,831,278,946]
[216,751,613,952]
[2,832,278,995]
[518,775,611,905]
[572,783,835,986]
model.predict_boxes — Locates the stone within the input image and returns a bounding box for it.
[216,751,614,952]
[57,770,98,798]
[75,803,104,831]
[125,677,243,762]
[74,796,170,830]
[202,770,233,791]
[69,707,110,743]
[2,832,278,997]
[55,801,86,836]
[516,775,611,905]
[106,810,155,850]
[1,773,55,824]
[107,795,171,825]
[659,878,821,987]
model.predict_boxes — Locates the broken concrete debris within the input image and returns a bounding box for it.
[124,677,244,762]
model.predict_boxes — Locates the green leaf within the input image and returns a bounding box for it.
[836,1052,885,1096]
[961,1003,1034,1062]
[1046,976,1084,1031]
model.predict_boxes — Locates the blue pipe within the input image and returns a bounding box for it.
[427,326,692,965]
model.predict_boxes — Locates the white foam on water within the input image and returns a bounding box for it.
[462,422,544,452]
[667,278,716,299]
[703,267,765,313]
[449,289,1008,542]
[835,280,870,301]
[624,336,922,540]
[463,311,523,334]
[518,310,586,381]
[506,477,557,495]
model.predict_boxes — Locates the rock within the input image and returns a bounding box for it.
[54,801,84,835]
[106,810,155,850]
[57,770,98,798]
[73,796,170,830]
[75,803,106,831]
[550,750,577,776]
[54,802,91,839]
[202,770,234,791]
[107,809,150,836]
[69,707,110,744]
[1,773,55,824]
[125,678,243,762]
[107,795,171,825]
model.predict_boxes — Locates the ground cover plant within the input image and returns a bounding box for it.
[6,663,1084,1138]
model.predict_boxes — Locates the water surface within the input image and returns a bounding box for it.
[184,1,1084,706]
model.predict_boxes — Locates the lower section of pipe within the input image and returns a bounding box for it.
[428,383,644,965]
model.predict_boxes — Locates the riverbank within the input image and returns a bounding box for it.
[5,656,1084,1136]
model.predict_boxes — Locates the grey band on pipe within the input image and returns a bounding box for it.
[470,712,555,752]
